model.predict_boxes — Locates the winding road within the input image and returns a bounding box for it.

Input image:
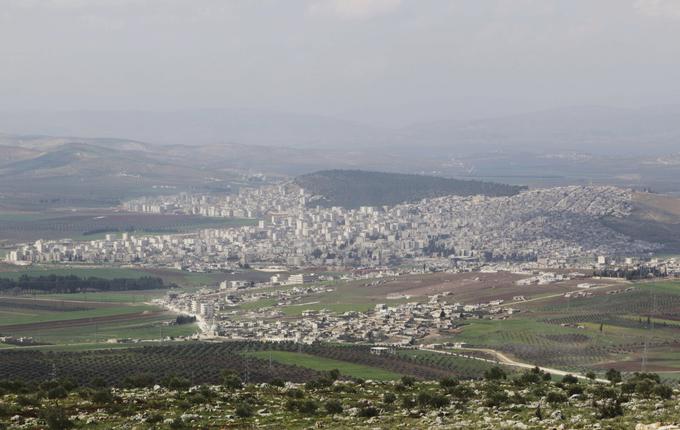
[420,346,610,383]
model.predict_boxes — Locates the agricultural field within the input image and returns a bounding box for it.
[0,341,497,386]
[224,272,680,378]
[246,351,401,381]
[395,349,510,379]
[0,209,257,242]
[427,280,680,376]
[0,295,194,345]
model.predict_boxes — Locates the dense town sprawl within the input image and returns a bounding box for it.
[4,184,660,270]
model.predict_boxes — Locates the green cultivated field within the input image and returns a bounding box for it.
[396,349,509,378]
[281,302,375,316]
[247,350,401,380]
[37,290,167,303]
[0,288,193,345]
[429,280,680,374]
[0,303,154,326]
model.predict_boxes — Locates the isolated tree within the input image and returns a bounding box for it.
[562,374,578,384]
[222,370,243,390]
[327,369,341,381]
[605,369,622,384]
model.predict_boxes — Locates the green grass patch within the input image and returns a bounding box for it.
[0,303,157,326]
[280,302,374,316]
[238,298,279,311]
[16,318,198,344]
[246,350,401,380]
[33,290,166,303]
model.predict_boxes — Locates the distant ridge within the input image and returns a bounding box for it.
[295,170,527,208]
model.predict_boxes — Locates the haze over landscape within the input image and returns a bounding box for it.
[2,1,680,429]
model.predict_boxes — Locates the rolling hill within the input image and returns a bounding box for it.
[295,170,527,208]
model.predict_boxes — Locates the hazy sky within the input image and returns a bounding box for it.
[1,0,680,126]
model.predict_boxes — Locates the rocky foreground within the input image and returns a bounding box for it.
[1,368,679,429]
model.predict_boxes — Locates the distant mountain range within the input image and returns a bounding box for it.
[2,105,680,156]
[2,104,680,209]
[0,133,410,209]
[295,170,526,208]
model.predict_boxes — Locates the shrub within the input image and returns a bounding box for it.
[439,377,459,389]
[47,386,68,400]
[546,391,568,404]
[324,399,343,414]
[162,375,191,391]
[592,386,619,401]
[235,402,254,418]
[90,377,107,388]
[449,384,474,402]
[17,395,41,407]
[561,374,578,384]
[484,389,509,407]
[269,379,285,388]
[383,392,397,404]
[484,366,507,381]
[305,378,333,390]
[222,371,242,390]
[286,388,304,399]
[515,371,542,386]
[91,389,114,406]
[40,406,73,430]
[630,372,661,384]
[597,399,623,419]
[605,369,622,384]
[401,396,415,409]
[297,400,319,415]
[123,373,154,388]
[567,384,584,396]
[429,394,449,409]
[653,384,673,400]
[0,404,19,418]
[357,406,379,418]
[416,392,432,408]
[401,376,416,387]
[635,379,655,398]
[169,417,188,430]
[146,413,164,424]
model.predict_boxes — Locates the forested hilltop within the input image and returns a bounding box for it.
[295,170,526,208]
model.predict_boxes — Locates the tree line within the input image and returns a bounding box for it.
[0,274,171,294]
